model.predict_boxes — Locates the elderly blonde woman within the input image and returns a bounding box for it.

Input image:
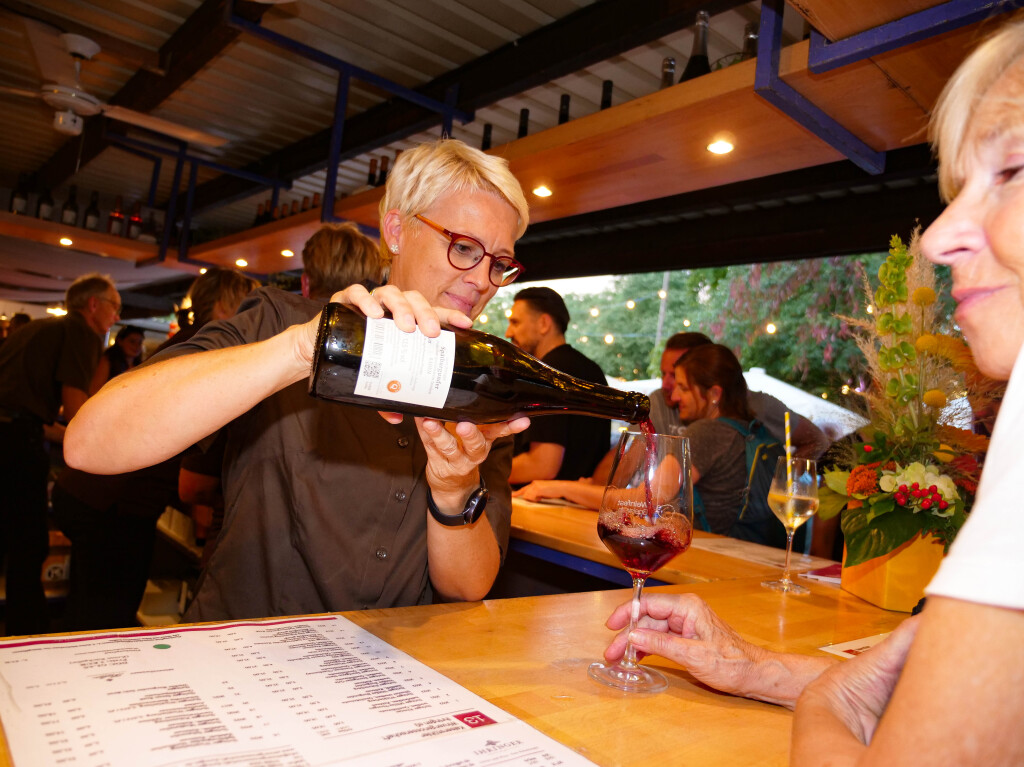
[66,139,532,621]
[597,17,1024,766]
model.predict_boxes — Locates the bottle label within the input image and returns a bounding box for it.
[62,209,77,225]
[355,317,454,409]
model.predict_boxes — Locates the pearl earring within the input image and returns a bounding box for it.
[390,244,398,254]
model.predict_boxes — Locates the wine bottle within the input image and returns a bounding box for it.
[301,196,310,212]
[128,201,143,239]
[83,191,100,231]
[61,185,79,226]
[600,80,613,110]
[9,174,28,215]
[376,155,389,186]
[680,11,711,82]
[517,108,529,139]
[107,195,125,236]
[139,212,158,243]
[660,57,676,89]
[481,124,492,151]
[290,200,299,216]
[366,159,378,187]
[312,192,321,208]
[36,187,54,220]
[309,303,651,425]
[253,202,265,227]
[741,21,758,60]
[558,94,570,124]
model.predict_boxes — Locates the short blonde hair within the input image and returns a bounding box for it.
[66,273,115,312]
[377,139,529,267]
[302,222,384,298]
[186,267,260,327]
[931,14,1024,201]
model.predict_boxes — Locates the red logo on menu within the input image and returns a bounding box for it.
[454,711,496,728]
[387,380,402,393]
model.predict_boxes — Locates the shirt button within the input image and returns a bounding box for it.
[375,547,388,560]
[397,437,410,448]
[394,490,407,501]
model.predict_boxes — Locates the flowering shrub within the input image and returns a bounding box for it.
[818,233,1000,567]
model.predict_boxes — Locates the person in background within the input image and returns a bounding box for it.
[178,222,384,564]
[65,139,531,621]
[6,312,31,337]
[600,17,1024,765]
[89,325,145,394]
[52,268,260,631]
[0,274,120,635]
[506,286,610,484]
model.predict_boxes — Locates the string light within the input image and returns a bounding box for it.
[821,392,829,399]
[478,314,488,324]
[505,309,512,318]
[626,300,635,309]
[866,305,875,314]
[580,336,589,343]
[841,385,851,395]
[590,307,599,317]
[765,322,777,334]
[683,319,690,327]
[604,334,614,344]
[658,290,667,300]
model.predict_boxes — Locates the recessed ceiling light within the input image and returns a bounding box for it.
[236,259,248,267]
[59,237,73,246]
[532,185,552,197]
[707,138,734,154]
[281,249,294,257]
[199,268,208,274]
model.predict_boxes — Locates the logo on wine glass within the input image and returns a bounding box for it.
[387,380,402,393]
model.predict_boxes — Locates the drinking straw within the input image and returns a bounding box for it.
[785,411,793,494]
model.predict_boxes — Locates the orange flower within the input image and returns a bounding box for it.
[847,465,880,497]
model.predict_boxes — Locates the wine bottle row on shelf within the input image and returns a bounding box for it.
[252,193,322,227]
[7,177,158,242]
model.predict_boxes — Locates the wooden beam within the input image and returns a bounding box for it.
[183,0,750,214]
[35,0,270,191]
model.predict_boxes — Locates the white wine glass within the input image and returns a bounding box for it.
[761,457,819,594]
[588,430,693,693]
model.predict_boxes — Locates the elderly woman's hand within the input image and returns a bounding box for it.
[605,592,836,708]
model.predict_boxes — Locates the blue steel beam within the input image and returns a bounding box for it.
[321,73,351,225]
[754,0,885,175]
[112,145,163,208]
[808,0,1016,73]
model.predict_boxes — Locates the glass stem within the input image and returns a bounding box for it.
[621,576,646,669]
[781,529,795,585]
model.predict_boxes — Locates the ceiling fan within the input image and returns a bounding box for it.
[0,18,228,149]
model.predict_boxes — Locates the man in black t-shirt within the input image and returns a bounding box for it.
[506,287,610,484]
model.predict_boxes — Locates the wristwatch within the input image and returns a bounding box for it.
[426,478,488,526]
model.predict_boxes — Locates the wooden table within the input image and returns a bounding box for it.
[0,577,905,767]
[510,498,818,585]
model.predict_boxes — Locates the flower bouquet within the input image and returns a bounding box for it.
[817,233,1001,608]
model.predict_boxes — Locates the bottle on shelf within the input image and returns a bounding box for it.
[271,205,281,222]
[517,108,530,139]
[740,21,759,61]
[301,196,310,212]
[481,124,493,151]
[139,211,158,243]
[366,158,378,188]
[376,155,389,186]
[660,57,677,89]
[558,94,570,125]
[128,201,144,239]
[9,174,28,215]
[35,187,54,220]
[253,202,265,227]
[309,303,651,425]
[61,185,79,226]
[600,80,613,110]
[83,191,101,231]
[680,10,711,82]
[264,198,272,220]
[107,195,125,236]
[312,192,321,208]
[290,200,299,216]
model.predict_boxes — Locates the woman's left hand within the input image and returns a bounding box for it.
[419,418,529,501]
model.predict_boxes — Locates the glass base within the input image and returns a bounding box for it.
[761,577,810,595]
[588,660,667,693]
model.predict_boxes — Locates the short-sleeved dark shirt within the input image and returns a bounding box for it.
[0,312,100,422]
[153,287,514,621]
[686,419,747,535]
[519,343,611,481]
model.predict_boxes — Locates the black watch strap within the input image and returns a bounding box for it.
[426,478,488,526]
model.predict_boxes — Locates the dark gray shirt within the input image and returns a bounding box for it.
[687,419,747,535]
[156,287,513,621]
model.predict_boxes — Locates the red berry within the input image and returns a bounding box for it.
[911,489,923,498]
[938,500,949,510]
[895,493,908,505]
[898,484,908,493]
[928,485,938,494]
[911,482,920,490]
[921,499,933,509]
[863,445,873,452]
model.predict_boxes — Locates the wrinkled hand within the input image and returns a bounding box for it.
[419,418,529,498]
[604,592,774,701]
[296,283,475,368]
[796,615,920,744]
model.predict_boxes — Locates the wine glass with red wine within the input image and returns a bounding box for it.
[588,428,693,693]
